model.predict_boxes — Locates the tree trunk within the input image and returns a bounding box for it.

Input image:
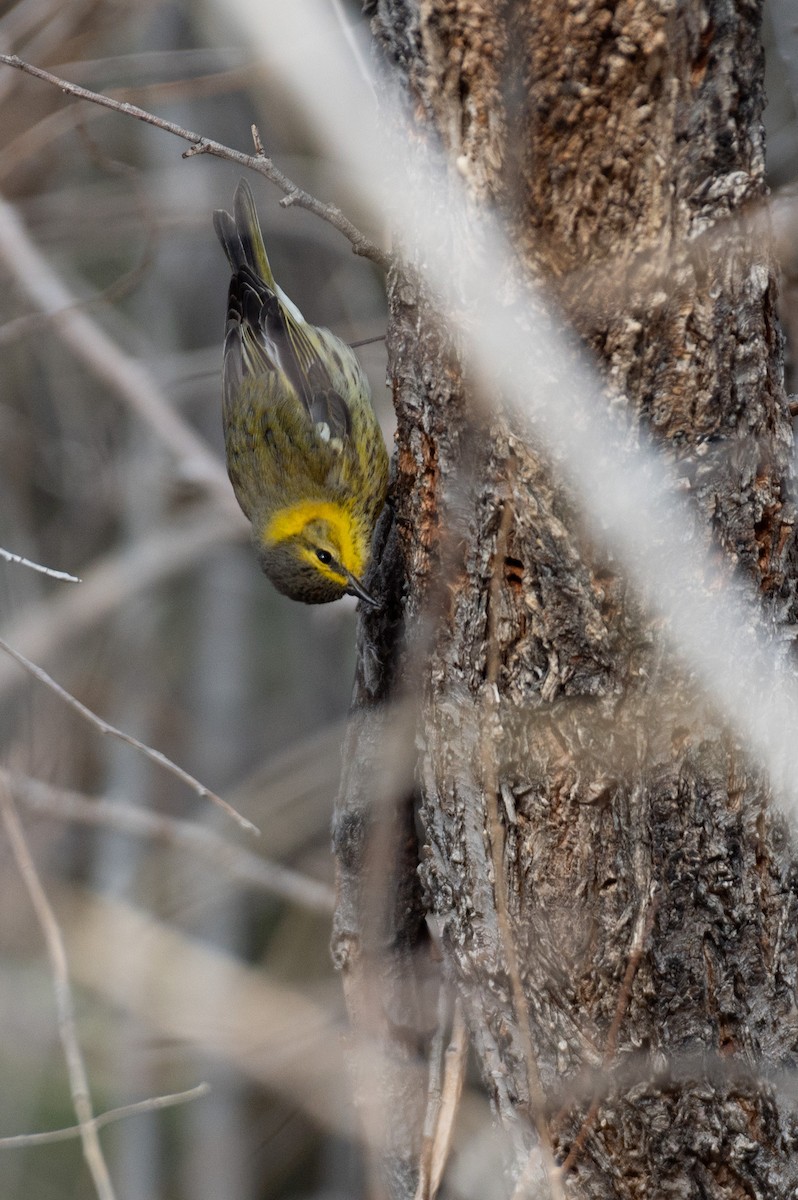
[334,1,798,1196]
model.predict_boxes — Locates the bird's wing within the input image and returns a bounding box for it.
[225,265,352,443]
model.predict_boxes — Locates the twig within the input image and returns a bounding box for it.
[0,546,80,582]
[0,54,390,269]
[0,65,258,181]
[0,506,244,704]
[556,887,658,1177]
[430,997,468,1197]
[415,990,469,1200]
[0,1083,210,1149]
[0,781,116,1200]
[0,636,259,836]
[484,496,566,1200]
[349,332,387,349]
[416,984,451,1200]
[13,771,334,915]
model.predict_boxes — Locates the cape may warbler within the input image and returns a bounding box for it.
[214,179,388,605]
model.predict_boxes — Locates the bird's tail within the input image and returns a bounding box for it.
[213,178,276,288]
[214,179,307,325]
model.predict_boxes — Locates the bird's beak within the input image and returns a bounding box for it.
[345,571,379,609]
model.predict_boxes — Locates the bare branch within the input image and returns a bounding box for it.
[0,781,117,1200]
[0,506,244,704]
[0,53,390,269]
[416,991,469,1200]
[0,192,234,503]
[0,1084,210,1149]
[0,546,80,582]
[430,999,468,1197]
[0,636,259,836]
[13,771,333,914]
[416,985,451,1200]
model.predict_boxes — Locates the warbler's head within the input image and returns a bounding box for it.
[256,501,378,607]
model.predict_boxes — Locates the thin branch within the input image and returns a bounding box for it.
[349,332,387,349]
[0,65,258,181]
[430,998,468,1197]
[415,992,468,1200]
[329,0,378,98]
[557,887,658,1178]
[0,546,80,582]
[0,53,390,269]
[0,781,117,1200]
[13,771,334,915]
[0,506,244,705]
[416,984,451,1200]
[0,1084,210,1149]
[0,194,234,503]
[0,636,259,836]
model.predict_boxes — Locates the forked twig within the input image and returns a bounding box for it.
[0,636,259,836]
[0,54,390,269]
[13,771,332,914]
[0,1084,209,1149]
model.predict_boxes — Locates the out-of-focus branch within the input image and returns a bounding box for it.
[0,636,259,836]
[0,505,244,701]
[0,191,235,503]
[0,54,390,269]
[13,770,334,914]
[58,886,359,1135]
[329,0,376,96]
[0,780,117,1200]
[0,1084,210,1149]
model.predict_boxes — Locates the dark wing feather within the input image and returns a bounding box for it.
[225,265,352,441]
[212,208,244,272]
[216,181,355,445]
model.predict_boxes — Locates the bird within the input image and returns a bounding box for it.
[213,179,389,606]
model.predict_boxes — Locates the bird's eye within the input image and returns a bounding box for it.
[316,549,333,565]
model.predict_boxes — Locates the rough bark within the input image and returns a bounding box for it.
[335,1,798,1197]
